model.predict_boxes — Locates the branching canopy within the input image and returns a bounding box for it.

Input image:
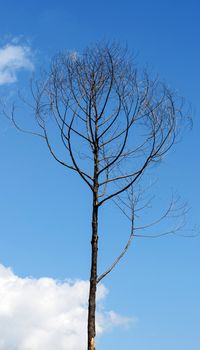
[14,44,185,207]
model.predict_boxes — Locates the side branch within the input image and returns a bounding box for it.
[67,114,94,190]
[97,213,134,283]
[3,104,45,139]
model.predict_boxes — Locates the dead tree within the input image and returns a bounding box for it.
[8,43,188,350]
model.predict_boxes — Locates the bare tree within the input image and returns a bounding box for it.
[6,43,189,350]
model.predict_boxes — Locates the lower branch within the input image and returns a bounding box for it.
[97,216,134,284]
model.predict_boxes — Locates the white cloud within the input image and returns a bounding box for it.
[0,264,132,350]
[0,43,34,85]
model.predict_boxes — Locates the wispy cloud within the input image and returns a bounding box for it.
[0,264,132,350]
[0,43,34,85]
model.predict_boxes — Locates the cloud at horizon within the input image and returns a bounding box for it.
[0,264,132,350]
[0,42,34,85]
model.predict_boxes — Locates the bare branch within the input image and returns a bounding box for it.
[97,212,134,283]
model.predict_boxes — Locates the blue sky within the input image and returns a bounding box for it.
[0,1,200,349]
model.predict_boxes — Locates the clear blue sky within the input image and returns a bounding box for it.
[0,1,199,349]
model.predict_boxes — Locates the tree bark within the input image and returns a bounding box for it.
[88,110,99,350]
[88,193,98,350]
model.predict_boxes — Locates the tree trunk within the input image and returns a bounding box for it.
[88,194,98,350]
[88,95,99,350]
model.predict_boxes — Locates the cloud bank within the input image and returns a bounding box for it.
[0,264,131,350]
[0,43,33,85]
